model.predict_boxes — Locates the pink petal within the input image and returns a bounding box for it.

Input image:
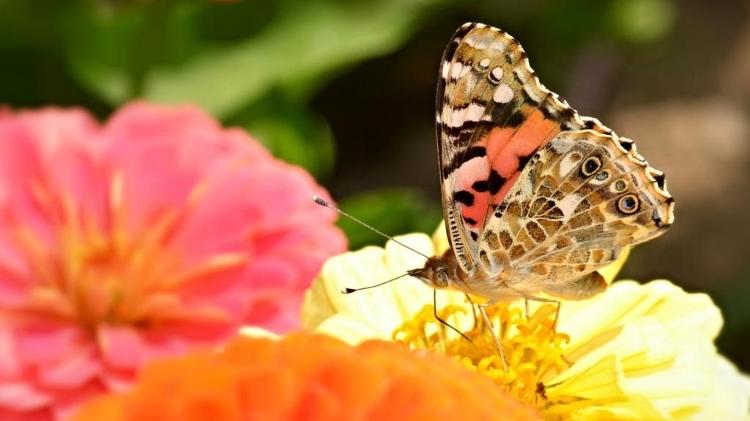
[103,102,268,231]
[14,324,83,365]
[0,328,20,376]
[0,382,51,411]
[37,347,100,389]
[244,258,297,290]
[168,169,263,262]
[96,325,145,370]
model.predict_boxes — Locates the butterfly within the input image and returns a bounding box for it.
[407,22,675,303]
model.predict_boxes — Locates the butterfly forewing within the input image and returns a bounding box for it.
[436,23,615,272]
[434,22,674,301]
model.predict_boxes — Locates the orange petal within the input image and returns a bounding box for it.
[72,333,542,421]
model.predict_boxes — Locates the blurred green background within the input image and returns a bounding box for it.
[2,0,749,369]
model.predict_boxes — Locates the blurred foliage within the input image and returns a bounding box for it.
[60,0,444,117]
[606,0,676,43]
[336,189,442,250]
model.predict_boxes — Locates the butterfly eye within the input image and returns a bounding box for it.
[617,194,640,214]
[435,269,449,287]
[580,156,602,177]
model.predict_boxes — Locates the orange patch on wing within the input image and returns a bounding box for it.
[456,108,561,232]
[461,190,491,230]
[487,108,560,178]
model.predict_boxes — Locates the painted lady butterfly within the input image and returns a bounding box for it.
[407,23,675,303]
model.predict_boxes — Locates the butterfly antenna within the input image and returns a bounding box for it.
[312,196,431,260]
[434,289,472,343]
[340,273,409,294]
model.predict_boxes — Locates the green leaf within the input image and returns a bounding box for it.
[336,189,442,250]
[61,4,141,103]
[144,0,440,117]
[61,1,203,103]
[61,0,441,117]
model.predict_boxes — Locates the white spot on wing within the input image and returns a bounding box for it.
[491,67,503,81]
[443,103,487,128]
[479,58,490,68]
[559,153,583,175]
[558,194,582,217]
[454,156,490,190]
[493,84,514,103]
[451,63,464,80]
[441,61,450,79]
[465,103,486,122]
[465,36,487,49]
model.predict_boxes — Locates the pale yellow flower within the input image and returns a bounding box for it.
[301,227,750,421]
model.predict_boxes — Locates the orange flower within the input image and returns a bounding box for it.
[72,333,541,421]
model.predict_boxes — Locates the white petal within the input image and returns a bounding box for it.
[316,314,389,345]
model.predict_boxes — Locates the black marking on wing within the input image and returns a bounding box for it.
[517,154,533,173]
[453,190,475,206]
[470,169,506,195]
[494,202,508,217]
[505,110,526,128]
[442,144,488,177]
[441,120,480,138]
[464,146,487,160]
[443,24,475,62]
[487,169,504,194]
[653,172,665,190]
[472,180,489,192]
[541,99,576,122]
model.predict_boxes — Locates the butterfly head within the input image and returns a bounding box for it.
[408,256,452,289]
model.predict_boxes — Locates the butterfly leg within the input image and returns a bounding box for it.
[464,293,479,327]
[478,304,508,371]
[521,294,561,332]
[433,289,472,343]
[524,298,530,321]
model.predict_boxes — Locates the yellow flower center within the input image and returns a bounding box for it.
[393,302,570,409]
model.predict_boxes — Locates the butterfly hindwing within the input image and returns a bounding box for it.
[436,23,615,272]
[478,130,674,297]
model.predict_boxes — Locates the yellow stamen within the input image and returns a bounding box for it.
[393,302,571,410]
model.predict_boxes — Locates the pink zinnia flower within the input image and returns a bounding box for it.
[0,102,346,421]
